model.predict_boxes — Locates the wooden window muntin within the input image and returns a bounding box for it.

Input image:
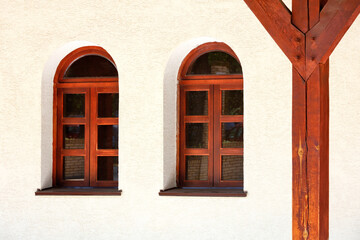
[53,47,118,187]
[178,43,243,188]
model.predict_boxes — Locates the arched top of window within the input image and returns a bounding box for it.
[186,51,242,75]
[64,55,118,78]
[55,46,118,83]
[179,42,242,80]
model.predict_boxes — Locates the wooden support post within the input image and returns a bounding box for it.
[244,0,359,239]
[292,62,329,239]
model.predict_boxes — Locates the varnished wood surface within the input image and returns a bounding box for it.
[306,0,360,78]
[159,188,247,197]
[178,42,244,189]
[35,187,122,196]
[243,0,306,77]
[245,0,359,239]
[53,46,119,188]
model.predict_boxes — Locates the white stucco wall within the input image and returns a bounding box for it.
[0,1,358,239]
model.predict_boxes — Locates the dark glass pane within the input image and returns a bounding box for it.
[186,91,208,115]
[185,156,208,181]
[186,51,242,75]
[186,123,208,148]
[63,125,85,149]
[63,156,84,180]
[222,122,243,148]
[64,55,118,78]
[222,90,243,115]
[98,93,119,118]
[98,125,118,149]
[221,155,243,181]
[97,156,118,181]
[64,94,85,117]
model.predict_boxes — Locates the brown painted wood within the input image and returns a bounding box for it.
[292,67,308,240]
[306,0,360,78]
[178,42,244,189]
[53,46,119,188]
[35,187,122,196]
[306,61,329,240]
[292,0,310,32]
[159,188,247,197]
[245,0,359,239]
[243,0,306,77]
[292,62,329,240]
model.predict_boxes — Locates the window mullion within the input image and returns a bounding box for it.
[213,85,221,187]
[89,87,97,186]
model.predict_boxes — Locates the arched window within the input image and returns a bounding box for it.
[53,46,119,188]
[178,42,243,188]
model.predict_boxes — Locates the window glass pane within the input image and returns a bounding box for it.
[186,123,208,148]
[64,94,85,118]
[186,51,242,75]
[63,125,85,149]
[98,125,118,149]
[186,156,208,181]
[63,156,84,180]
[222,90,243,115]
[64,55,118,78]
[98,93,119,118]
[97,156,118,181]
[221,122,243,148]
[186,91,208,115]
[221,155,243,181]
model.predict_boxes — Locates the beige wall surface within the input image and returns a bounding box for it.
[0,1,359,239]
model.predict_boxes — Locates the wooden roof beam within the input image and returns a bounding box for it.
[306,0,360,78]
[292,0,321,32]
[244,0,306,78]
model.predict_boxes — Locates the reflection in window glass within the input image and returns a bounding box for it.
[63,125,85,149]
[63,156,85,180]
[64,94,85,117]
[222,90,243,115]
[186,123,208,148]
[186,91,208,116]
[98,125,118,149]
[64,55,118,78]
[98,93,119,118]
[221,122,243,148]
[221,155,243,181]
[186,51,242,75]
[97,156,118,181]
[186,156,208,180]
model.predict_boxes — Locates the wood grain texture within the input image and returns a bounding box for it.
[306,0,360,78]
[305,61,329,240]
[244,0,306,77]
[292,68,308,240]
[246,0,358,239]
[159,188,247,197]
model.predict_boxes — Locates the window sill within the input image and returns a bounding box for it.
[35,187,122,196]
[159,188,247,197]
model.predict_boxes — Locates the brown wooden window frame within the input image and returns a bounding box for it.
[178,42,244,189]
[52,46,119,189]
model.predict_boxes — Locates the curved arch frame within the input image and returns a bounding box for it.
[177,42,244,188]
[52,46,119,187]
[178,42,243,81]
[55,46,118,83]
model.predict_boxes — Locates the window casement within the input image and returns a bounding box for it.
[53,46,119,188]
[178,42,244,189]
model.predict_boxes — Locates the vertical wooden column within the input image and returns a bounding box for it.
[292,61,329,240]
[292,67,308,239]
[306,61,329,240]
[243,0,359,238]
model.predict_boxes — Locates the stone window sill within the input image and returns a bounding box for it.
[35,187,122,196]
[159,188,247,197]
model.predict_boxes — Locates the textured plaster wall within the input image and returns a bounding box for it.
[0,0,358,239]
